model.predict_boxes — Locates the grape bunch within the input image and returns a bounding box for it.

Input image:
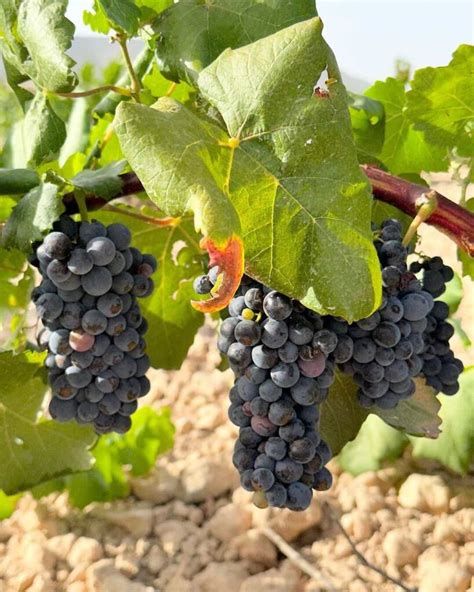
[195,270,335,511]
[409,257,463,394]
[329,219,463,408]
[30,215,155,434]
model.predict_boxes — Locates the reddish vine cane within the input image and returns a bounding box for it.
[63,167,474,257]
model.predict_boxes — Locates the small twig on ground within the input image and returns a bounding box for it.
[324,502,417,592]
[261,526,338,591]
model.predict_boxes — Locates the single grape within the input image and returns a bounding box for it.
[275,458,304,484]
[261,319,288,348]
[265,483,287,507]
[36,293,64,322]
[106,315,127,337]
[286,482,312,511]
[251,345,279,369]
[46,259,71,284]
[106,251,126,275]
[193,275,213,294]
[111,271,134,295]
[81,267,113,296]
[42,232,72,260]
[95,370,120,393]
[67,248,93,275]
[251,468,275,491]
[79,221,107,243]
[106,223,131,250]
[98,393,121,415]
[265,437,287,460]
[263,291,293,321]
[114,328,140,352]
[82,309,108,335]
[49,397,77,422]
[259,379,283,402]
[65,366,92,389]
[279,419,306,443]
[77,401,100,422]
[373,322,401,348]
[251,415,278,437]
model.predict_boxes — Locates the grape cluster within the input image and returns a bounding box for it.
[409,257,463,394]
[195,271,335,511]
[330,219,463,408]
[30,216,155,434]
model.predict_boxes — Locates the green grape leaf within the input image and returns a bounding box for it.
[321,371,369,455]
[0,248,35,352]
[375,376,442,438]
[407,45,474,155]
[10,94,66,168]
[83,0,111,35]
[0,350,96,495]
[63,407,174,508]
[348,92,385,164]
[410,368,474,475]
[17,0,78,93]
[115,100,241,245]
[87,0,142,36]
[364,78,447,175]
[116,19,382,321]
[71,160,126,199]
[457,198,474,280]
[94,206,205,369]
[154,0,317,84]
[2,182,64,253]
[338,414,408,475]
[0,490,21,519]
[0,197,17,222]
[0,168,39,195]
[142,62,194,103]
[2,55,32,109]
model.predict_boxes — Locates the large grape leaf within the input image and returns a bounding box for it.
[410,368,474,475]
[407,45,474,156]
[2,183,64,252]
[364,78,447,175]
[375,377,442,438]
[0,351,96,495]
[0,248,35,352]
[154,0,317,84]
[116,19,382,321]
[16,0,77,93]
[10,94,66,168]
[94,207,205,369]
[338,414,408,475]
[321,372,369,455]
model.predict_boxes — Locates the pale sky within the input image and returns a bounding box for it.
[67,0,473,84]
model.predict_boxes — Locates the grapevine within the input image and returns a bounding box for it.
[0,0,472,527]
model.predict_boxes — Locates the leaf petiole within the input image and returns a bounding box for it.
[402,190,439,247]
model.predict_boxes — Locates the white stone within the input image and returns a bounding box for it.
[179,458,236,502]
[192,561,248,592]
[143,545,167,574]
[154,519,201,556]
[398,474,450,514]
[99,508,154,538]
[239,567,301,592]
[86,559,154,592]
[46,533,77,561]
[382,529,420,567]
[131,466,179,505]
[207,503,252,542]
[230,529,277,566]
[419,562,471,592]
[68,537,103,567]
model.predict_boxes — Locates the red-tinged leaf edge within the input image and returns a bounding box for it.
[191,234,244,313]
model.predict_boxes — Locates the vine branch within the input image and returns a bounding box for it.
[62,167,474,257]
[56,85,131,99]
[363,165,474,256]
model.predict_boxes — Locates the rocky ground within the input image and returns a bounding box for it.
[0,324,473,592]
[0,175,473,592]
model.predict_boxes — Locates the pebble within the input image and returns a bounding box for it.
[207,503,252,542]
[99,507,154,538]
[398,474,450,514]
[131,465,179,505]
[86,559,154,592]
[179,458,236,502]
[230,529,278,566]
[192,561,248,592]
[68,537,104,567]
[382,528,421,567]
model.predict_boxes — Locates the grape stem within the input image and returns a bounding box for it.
[56,85,132,99]
[402,190,439,247]
[115,34,141,102]
[62,167,474,256]
[74,190,89,223]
